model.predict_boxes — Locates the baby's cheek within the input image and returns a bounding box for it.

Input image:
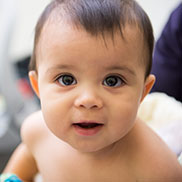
[112,102,138,128]
[41,99,71,134]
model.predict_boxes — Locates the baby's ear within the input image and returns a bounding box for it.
[140,74,155,103]
[29,71,39,97]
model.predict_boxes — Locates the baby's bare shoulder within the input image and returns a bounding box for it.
[21,110,49,151]
[131,120,182,181]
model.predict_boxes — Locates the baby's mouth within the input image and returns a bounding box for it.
[73,122,103,129]
[73,122,104,136]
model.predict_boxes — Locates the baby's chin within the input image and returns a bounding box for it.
[65,138,121,155]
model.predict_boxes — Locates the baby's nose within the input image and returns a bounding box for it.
[74,90,103,110]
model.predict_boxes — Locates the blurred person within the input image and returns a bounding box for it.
[151,3,182,102]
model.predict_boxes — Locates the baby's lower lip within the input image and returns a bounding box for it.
[72,123,104,136]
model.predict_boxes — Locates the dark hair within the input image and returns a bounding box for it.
[29,0,154,78]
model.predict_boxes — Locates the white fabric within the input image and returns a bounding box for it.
[138,92,182,156]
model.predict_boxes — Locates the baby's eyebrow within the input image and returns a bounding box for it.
[104,66,136,76]
[45,64,136,77]
[46,64,76,74]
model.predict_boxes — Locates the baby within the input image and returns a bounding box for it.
[3,0,182,181]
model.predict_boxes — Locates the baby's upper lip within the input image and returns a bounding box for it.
[73,120,104,125]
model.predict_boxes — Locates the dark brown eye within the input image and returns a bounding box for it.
[103,76,124,87]
[57,75,77,86]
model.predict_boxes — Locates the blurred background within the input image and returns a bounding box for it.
[0,0,181,172]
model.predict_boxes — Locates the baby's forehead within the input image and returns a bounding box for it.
[40,14,144,47]
[37,19,145,67]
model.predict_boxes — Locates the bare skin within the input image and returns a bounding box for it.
[4,111,182,182]
[3,20,182,181]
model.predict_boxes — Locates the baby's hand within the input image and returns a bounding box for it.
[0,173,22,182]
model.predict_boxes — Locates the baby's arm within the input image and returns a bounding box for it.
[3,143,38,182]
[2,112,41,182]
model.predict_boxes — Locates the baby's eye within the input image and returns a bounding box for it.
[103,75,124,87]
[57,74,77,86]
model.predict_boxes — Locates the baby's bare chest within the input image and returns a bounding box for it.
[34,146,135,182]
[38,161,134,181]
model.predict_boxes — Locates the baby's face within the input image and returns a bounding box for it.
[34,20,153,153]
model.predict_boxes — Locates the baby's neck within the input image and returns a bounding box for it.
[74,138,127,162]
